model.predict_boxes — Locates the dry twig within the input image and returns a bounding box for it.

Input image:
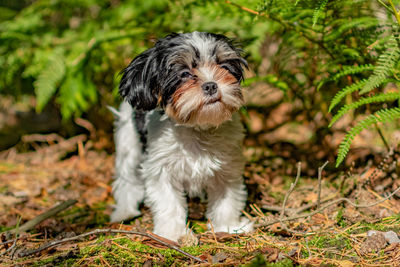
[317,161,329,210]
[21,133,63,144]
[262,194,336,214]
[7,199,77,235]
[74,118,96,139]
[279,162,303,234]
[0,235,18,257]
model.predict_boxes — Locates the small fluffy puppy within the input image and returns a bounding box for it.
[111,31,253,241]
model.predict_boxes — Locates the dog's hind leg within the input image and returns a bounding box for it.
[110,102,146,222]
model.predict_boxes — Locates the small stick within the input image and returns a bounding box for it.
[0,235,18,257]
[296,194,336,214]
[280,162,302,220]
[0,233,41,248]
[317,161,329,210]
[17,229,206,263]
[225,0,260,15]
[8,199,77,234]
[21,133,63,144]
[74,118,96,139]
[262,194,336,214]
[279,162,303,234]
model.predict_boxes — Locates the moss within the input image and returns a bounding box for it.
[308,234,352,251]
[336,207,347,227]
[30,234,264,266]
[32,250,80,266]
[79,236,213,265]
[349,216,400,234]
[58,202,109,226]
[247,255,293,267]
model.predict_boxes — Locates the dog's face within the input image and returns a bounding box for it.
[119,32,247,127]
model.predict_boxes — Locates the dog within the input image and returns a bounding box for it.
[111,31,253,241]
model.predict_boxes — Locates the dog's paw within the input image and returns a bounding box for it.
[178,231,199,247]
[211,217,254,234]
[154,226,193,242]
[110,207,141,223]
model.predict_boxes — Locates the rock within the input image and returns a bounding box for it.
[367,230,400,244]
[360,232,387,255]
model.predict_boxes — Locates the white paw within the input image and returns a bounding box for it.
[211,217,254,234]
[110,206,141,223]
[154,227,192,242]
[178,231,199,246]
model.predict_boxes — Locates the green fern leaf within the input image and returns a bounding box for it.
[324,17,380,42]
[312,0,328,27]
[317,64,374,91]
[336,107,400,166]
[332,64,374,82]
[328,79,367,112]
[58,71,97,119]
[329,92,400,127]
[34,52,65,112]
[360,35,400,94]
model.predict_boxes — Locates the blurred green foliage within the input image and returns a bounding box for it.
[0,0,267,118]
[0,0,400,165]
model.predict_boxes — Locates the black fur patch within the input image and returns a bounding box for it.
[133,110,148,151]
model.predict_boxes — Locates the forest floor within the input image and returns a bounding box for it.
[1,98,400,266]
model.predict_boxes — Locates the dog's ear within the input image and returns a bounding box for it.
[119,48,161,110]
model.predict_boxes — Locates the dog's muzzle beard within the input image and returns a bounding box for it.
[165,64,244,127]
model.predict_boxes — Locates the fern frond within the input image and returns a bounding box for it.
[329,92,400,127]
[332,64,374,82]
[328,79,368,112]
[58,71,97,119]
[312,0,328,27]
[336,107,400,166]
[359,74,387,95]
[324,17,380,42]
[360,35,400,94]
[34,52,66,112]
[317,64,374,91]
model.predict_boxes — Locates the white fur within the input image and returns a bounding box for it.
[111,102,253,241]
[110,102,145,222]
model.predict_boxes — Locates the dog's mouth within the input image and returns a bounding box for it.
[205,95,222,105]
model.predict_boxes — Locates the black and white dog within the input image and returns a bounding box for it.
[111,32,253,241]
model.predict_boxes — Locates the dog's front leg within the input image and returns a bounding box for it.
[145,172,188,241]
[206,176,253,234]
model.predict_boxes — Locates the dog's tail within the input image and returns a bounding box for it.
[107,105,120,118]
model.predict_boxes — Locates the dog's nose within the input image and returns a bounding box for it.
[201,82,218,95]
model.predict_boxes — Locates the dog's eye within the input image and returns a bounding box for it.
[180,71,192,79]
[221,64,231,71]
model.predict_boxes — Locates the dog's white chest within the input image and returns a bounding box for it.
[143,111,244,195]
